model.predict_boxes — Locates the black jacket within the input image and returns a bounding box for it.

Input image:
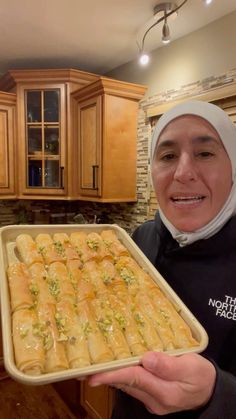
[111,212,236,419]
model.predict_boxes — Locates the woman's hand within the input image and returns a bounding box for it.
[88,351,216,415]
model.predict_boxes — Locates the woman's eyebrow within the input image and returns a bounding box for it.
[156,135,221,150]
[192,135,221,145]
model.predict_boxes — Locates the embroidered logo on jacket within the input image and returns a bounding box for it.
[208,295,236,320]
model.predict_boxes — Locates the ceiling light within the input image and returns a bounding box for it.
[139,53,150,66]
[162,11,171,44]
[137,0,188,65]
[203,0,213,5]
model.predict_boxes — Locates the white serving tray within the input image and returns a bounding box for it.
[0,224,208,385]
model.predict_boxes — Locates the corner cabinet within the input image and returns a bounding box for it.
[0,69,98,200]
[0,91,16,198]
[72,77,146,202]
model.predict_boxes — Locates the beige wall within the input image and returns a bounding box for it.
[106,11,236,98]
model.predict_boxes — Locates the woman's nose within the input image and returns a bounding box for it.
[173,154,198,182]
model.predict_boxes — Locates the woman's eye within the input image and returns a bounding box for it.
[197,151,214,158]
[160,153,176,161]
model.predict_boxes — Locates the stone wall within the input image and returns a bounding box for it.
[1,67,236,233]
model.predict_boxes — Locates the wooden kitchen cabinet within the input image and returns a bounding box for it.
[0,91,17,198]
[0,69,98,199]
[80,381,114,419]
[72,77,146,202]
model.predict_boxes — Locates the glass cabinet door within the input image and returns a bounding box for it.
[26,89,61,188]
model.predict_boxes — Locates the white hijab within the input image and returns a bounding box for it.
[151,100,236,246]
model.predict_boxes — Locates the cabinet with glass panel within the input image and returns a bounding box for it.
[26,89,61,189]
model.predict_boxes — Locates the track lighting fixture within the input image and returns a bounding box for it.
[137,0,188,65]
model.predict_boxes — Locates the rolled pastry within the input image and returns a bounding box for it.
[53,233,79,261]
[56,300,90,368]
[7,262,34,312]
[12,308,45,375]
[86,232,112,261]
[28,263,55,306]
[66,259,83,292]
[91,297,131,360]
[100,230,130,258]
[108,294,147,356]
[35,233,64,265]
[15,234,43,266]
[134,292,176,350]
[115,258,140,296]
[99,259,127,293]
[37,303,69,373]
[82,261,107,297]
[47,262,76,303]
[132,304,164,351]
[77,300,114,364]
[70,232,98,263]
[151,288,198,348]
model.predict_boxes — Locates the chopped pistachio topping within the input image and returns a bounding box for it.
[43,333,53,351]
[83,321,93,337]
[119,268,135,285]
[134,312,145,327]
[38,246,46,257]
[86,238,99,250]
[48,278,60,298]
[114,312,126,330]
[29,282,39,296]
[19,327,29,338]
[53,241,65,257]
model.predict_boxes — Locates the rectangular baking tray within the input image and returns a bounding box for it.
[0,224,208,385]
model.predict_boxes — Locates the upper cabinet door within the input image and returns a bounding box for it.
[0,92,16,198]
[78,95,102,197]
[72,77,147,202]
[17,84,67,198]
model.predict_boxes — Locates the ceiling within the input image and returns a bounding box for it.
[1,0,236,76]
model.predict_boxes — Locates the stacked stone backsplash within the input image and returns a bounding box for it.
[1,67,236,233]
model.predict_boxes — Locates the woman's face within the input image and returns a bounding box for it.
[151,115,232,232]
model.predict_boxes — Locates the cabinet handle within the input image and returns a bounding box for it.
[60,166,64,189]
[92,165,99,190]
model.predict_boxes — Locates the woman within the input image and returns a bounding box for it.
[89,100,236,418]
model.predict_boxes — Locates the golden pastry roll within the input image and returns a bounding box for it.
[47,262,76,303]
[115,258,140,296]
[82,261,107,297]
[86,232,112,261]
[66,259,83,292]
[91,297,131,360]
[28,263,55,306]
[108,294,147,356]
[15,234,43,266]
[150,288,198,348]
[134,292,176,350]
[37,303,69,373]
[7,262,34,312]
[100,230,130,257]
[12,308,45,375]
[116,256,157,292]
[77,300,114,364]
[56,300,90,368]
[98,259,127,293]
[77,268,96,303]
[70,232,98,263]
[53,233,79,261]
[35,233,64,265]
[132,304,164,351]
